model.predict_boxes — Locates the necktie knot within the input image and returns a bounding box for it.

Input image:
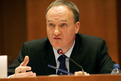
[58,55,66,65]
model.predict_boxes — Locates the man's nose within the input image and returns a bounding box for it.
[54,27,61,36]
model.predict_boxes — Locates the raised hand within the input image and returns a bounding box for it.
[10,56,36,78]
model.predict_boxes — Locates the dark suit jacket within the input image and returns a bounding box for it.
[8,33,115,76]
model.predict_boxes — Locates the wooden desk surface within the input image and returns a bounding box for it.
[0,74,121,81]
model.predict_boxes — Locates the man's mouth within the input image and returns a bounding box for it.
[54,37,61,40]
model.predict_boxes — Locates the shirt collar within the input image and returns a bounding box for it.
[53,40,75,63]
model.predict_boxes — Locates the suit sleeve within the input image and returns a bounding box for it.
[8,43,26,76]
[96,40,115,73]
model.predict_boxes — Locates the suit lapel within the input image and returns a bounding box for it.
[44,42,56,74]
[70,34,84,73]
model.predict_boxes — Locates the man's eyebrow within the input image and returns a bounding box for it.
[47,20,52,22]
[47,19,67,22]
[61,20,67,22]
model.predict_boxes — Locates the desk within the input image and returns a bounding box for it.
[0,74,121,81]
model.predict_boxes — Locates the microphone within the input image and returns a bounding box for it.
[57,49,85,75]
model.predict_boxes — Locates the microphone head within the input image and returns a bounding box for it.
[57,49,63,55]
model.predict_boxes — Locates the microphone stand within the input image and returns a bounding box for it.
[57,49,85,75]
[62,54,85,75]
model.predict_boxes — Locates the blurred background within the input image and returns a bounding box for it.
[0,0,121,67]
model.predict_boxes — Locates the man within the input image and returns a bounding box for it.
[8,0,115,78]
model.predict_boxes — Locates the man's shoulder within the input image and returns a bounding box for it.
[23,37,50,47]
[76,33,106,46]
[77,33,104,42]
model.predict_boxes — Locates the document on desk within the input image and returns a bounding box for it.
[0,55,7,78]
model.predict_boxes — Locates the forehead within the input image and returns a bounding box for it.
[46,5,74,21]
[48,5,69,13]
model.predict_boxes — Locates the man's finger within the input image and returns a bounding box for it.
[15,66,31,73]
[20,56,29,66]
[11,72,36,78]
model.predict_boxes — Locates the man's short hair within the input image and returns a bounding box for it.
[46,0,80,23]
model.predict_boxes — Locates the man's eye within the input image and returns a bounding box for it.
[61,23,67,27]
[49,24,54,27]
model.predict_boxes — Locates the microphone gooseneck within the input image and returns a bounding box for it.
[57,49,85,75]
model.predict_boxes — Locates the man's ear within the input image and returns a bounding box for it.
[75,21,80,34]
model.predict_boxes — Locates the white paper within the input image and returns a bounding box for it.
[0,55,7,78]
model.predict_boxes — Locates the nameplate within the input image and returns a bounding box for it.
[0,55,7,78]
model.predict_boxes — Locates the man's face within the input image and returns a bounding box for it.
[46,5,80,52]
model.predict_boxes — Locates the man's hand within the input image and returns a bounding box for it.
[74,71,90,76]
[10,56,36,78]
